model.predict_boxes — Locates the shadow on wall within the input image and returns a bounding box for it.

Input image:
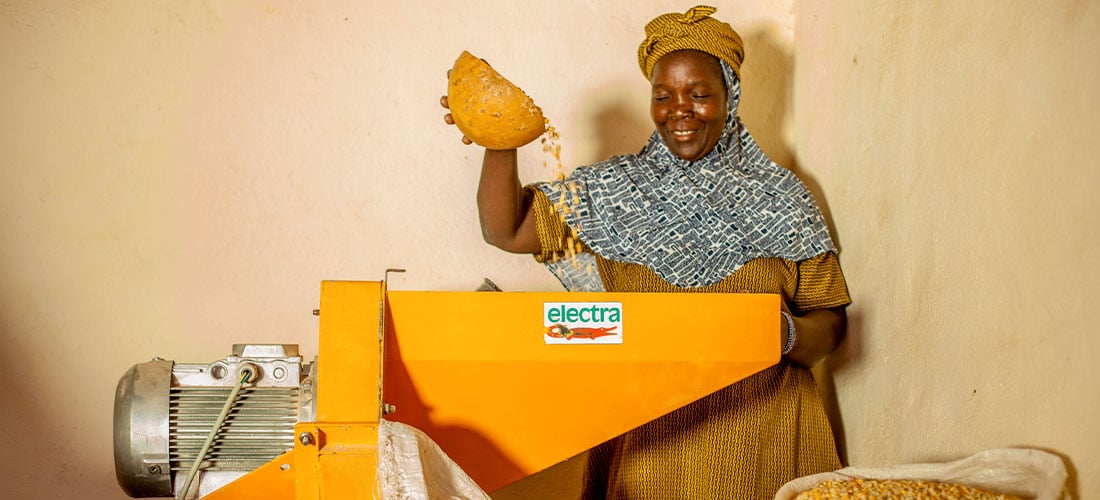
[588,98,652,163]
[741,27,865,465]
[0,318,39,489]
[0,314,109,497]
[813,309,864,465]
[740,28,842,253]
[735,31,1081,495]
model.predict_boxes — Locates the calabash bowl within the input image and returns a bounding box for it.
[447,51,546,150]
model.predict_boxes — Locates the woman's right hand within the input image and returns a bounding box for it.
[441,69,474,145]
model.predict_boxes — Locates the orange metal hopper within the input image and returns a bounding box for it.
[382,288,780,492]
[201,281,780,498]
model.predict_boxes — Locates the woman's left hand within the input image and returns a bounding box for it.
[781,305,847,367]
[440,69,473,145]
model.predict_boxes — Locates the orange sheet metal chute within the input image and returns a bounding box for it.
[382,289,780,493]
[203,281,384,500]
[199,281,780,499]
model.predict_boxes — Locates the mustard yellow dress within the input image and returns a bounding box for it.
[530,189,851,500]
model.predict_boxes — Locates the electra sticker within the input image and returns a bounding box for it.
[543,301,623,344]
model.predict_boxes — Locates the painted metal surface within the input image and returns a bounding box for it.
[382,289,779,492]
[202,282,780,497]
[203,281,383,499]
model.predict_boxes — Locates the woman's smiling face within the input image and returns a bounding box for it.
[649,50,728,162]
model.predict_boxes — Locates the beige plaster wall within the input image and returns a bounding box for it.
[0,1,792,498]
[794,1,1099,498]
[2,0,1093,499]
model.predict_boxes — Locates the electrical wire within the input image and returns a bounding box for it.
[176,368,253,500]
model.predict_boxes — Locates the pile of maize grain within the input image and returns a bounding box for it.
[794,478,1026,499]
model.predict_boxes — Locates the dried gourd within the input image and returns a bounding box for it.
[447,50,546,149]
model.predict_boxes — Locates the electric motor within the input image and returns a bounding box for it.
[114,344,314,498]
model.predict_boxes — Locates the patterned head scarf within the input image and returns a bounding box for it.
[534,7,836,291]
[638,5,744,80]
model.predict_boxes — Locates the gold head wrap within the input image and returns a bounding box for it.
[637,5,744,80]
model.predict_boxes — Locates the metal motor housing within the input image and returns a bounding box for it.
[114,344,314,498]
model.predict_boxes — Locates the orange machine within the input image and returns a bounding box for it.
[119,280,779,499]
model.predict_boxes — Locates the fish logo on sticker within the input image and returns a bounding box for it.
[543,302,622,344]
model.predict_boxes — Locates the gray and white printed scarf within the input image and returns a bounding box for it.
[534,61,836,291]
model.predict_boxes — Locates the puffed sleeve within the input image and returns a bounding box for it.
[792,252,851,312]
[527,185,588,263]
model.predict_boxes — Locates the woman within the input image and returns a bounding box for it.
[445,6,849,498]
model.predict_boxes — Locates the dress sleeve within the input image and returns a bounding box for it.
[793,252,852,312]
[527,185,573,263]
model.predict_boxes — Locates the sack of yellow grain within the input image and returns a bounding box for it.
[793,478,1024,499]
[775,448,1068,500]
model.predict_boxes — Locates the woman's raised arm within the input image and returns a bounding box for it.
[442,94,540,254]
[476,149,540,253]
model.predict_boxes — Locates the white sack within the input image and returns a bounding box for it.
[775,448,1068,500]
[377,419,491,500]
